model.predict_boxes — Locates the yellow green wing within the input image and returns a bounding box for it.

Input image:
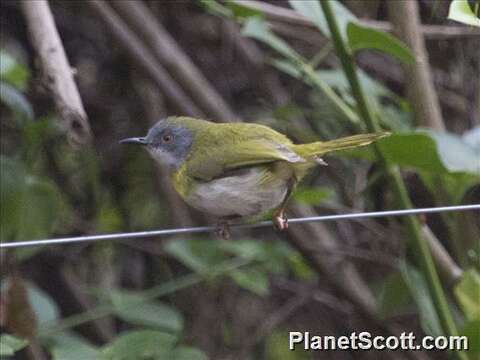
[186,123,305,181]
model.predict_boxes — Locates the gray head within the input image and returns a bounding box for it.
[120,119,194,168]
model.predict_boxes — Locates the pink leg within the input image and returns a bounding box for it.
[273,208,288,231]
[214,221,231,240]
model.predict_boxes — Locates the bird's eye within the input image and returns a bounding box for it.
[162,134,173,143]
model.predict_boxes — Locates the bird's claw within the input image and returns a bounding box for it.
[273,211,288,231]
[215,221,231,240]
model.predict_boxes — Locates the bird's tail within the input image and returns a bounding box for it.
[294,132,390,158]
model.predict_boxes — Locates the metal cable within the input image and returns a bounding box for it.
[1,204,478,249]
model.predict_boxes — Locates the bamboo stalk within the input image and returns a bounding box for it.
[319,2,465,358]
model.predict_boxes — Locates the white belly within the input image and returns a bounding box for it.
[186,168,289,217]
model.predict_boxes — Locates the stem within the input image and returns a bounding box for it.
[300,63,360,125]
[319,0,464,356]
[387,0,445,131]
[38,258,250,338]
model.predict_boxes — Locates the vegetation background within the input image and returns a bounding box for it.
[0,0,479,359]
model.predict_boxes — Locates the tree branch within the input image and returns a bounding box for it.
[21,0,92,145]
[387,0,445,130]
[235,0,480,39]
[421,225,463,287]
[110,0,237,121]
[87,0,204,118]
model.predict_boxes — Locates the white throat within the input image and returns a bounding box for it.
[148,147,177,168]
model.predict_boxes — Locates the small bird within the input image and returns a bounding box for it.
[121,117,388,237]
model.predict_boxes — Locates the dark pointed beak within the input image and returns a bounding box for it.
[119,137,148,145]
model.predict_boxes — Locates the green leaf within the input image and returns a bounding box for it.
[164,239,227,274]
[419,171,479,205]
[242,17,301,62]
[0,156,26,241]
[0,155,66,261]
[124,151,165,229]
[293,186,333,206]
[100,330,177,360]
[454,269,480,321]
[347,22,415,64]
[101,332,207,360]
[17,177,62,241]
[379,100,413,132]
[448,0,480,27]
[460,319,480,353]
[97,196,123,233]
[265,330,311,360]
[0,50,30,90]
[270,59,361,125]
[289,0,327,34]
[427,130,480,175]
[225,1,264,19]
[463,126,480,150]
[380,133,449,173]
[230,267,270,296]
[0,81,34,123]
[318,68,395,101]
[0,334,28,356]
[169,346,208,360]
[27,282,60,324]
[198,0,233,18]
[289,0,357,39]
[416,127,480,203]
[0,156,62,242]
[23,117,60,147]
[349,131,480,176]
[378,272,413,318]
[400,262,443,336]
[0,279,60,326]
[110,290,183,333]
[287,252,316,281]
[49,333,99,360]
[219,239,291,274]
[219,239,279,261]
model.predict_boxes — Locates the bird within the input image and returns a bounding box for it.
[120,116,389,238]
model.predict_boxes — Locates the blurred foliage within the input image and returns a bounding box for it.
[0,334,28,356]
[448,0,480,26]
[0,156,62,243]
[454,269,480,321]
[100,330,207,360]
[0,50,33,124]
[400,262,443,336]
[165,238,305,295]
[289,0,356,39]
[47,333,99,360]
[109,290,184,333]
[265,330,311,360]
[1,0,479,359]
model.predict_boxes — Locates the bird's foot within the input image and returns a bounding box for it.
[273,209,288,231]
[215,221,231,240]
[314,156,328,166]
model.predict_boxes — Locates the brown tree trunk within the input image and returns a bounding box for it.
[387,0,446,131]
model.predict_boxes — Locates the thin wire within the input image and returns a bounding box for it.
[1,204,478,249]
